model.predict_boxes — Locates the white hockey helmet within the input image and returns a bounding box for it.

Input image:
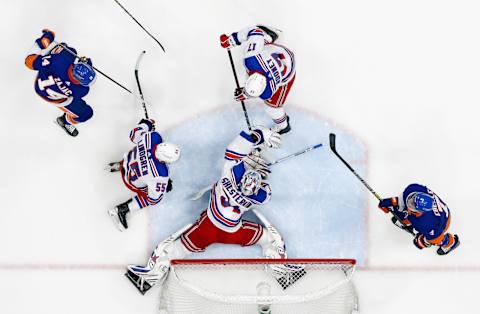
[244,72,267,97]
[240,169,262,196]
[155,142,181,163]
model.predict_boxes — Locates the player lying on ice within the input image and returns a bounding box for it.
[25,29,96,137]
[107,118,180,231]
[126,126,292,294]
[378,183,460,255]
[220,25,295,134]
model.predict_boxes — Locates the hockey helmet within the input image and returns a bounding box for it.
[406,192,434,213]
[155,142,181,163]
[244,72,267,97]
[72,62,96,86]
[240,169,262,196]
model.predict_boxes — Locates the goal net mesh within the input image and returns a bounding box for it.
[159,258,358,314]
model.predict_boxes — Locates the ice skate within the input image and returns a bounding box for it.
[56,114,78,137]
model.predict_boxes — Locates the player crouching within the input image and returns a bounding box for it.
[220,25,295,134]
[125,126,295,294]
[25,29,96,137]
[107,119,180,231]
[379,183,460,255]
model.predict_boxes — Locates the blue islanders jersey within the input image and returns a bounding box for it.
[207,131,272,232]
[122,130,170,209]
[26,44,90,106]
[393,184,451,241]
[231,26,295,100]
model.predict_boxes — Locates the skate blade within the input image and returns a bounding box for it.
[104,163,121,172]
[53,120,78,137]
[108,209,125,232]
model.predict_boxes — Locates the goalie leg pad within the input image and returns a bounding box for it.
[257,223,287,259]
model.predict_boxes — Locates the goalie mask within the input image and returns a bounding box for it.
[244,72,267,97]
[406,192,434,213]
[155,143,181,164]
[240,169,262,196]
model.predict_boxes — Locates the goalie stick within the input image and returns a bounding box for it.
[267,143,322,166]
[328,133,415,236]
[190,142,323,200]
[134,50,150,120]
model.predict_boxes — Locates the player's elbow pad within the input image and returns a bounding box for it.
[25,54,38,70]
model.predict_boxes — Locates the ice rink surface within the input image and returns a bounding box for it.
[149,105,367,263]
[1,0,480,313]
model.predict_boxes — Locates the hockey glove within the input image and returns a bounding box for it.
[378,197,399,213]
[138,118,156,131]
[78,56,93,66]
[166,179,173,193]
[413,234,431,250]
[250,126,282,149]
[391,217,415,235]
[129,119,155,143]
[35,29,55,49]
[234,87,248,102]
[220,33,240,49]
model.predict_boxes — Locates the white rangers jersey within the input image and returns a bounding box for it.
[206,131,272,232]
[231,26,296,100]
[122,124,170,209]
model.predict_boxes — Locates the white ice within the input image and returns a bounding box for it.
[1,0,480,313]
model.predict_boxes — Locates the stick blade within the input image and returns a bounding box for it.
[329,133,337,151]
[135,50,146,71]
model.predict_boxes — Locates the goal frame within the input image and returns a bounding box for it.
[171,258,357,266]
[162,258,359,313]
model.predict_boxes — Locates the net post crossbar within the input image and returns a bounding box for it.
[160,258,358,314]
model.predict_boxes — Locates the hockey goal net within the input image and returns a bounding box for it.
[159,258,358,314]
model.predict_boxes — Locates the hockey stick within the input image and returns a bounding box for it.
[329,133,381,200]
[113,0,166,52]
[190,143,322,200]
[190,184,214,201]
[329,133,415,236]
[134,50,150,119]
[227,48,252,131]
[57,43,133,94]
[267,143,322,166]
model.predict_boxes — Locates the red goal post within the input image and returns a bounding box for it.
[159,258,359,314]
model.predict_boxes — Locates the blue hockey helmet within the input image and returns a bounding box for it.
[71,62,96,86]
[406,192,434,212]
